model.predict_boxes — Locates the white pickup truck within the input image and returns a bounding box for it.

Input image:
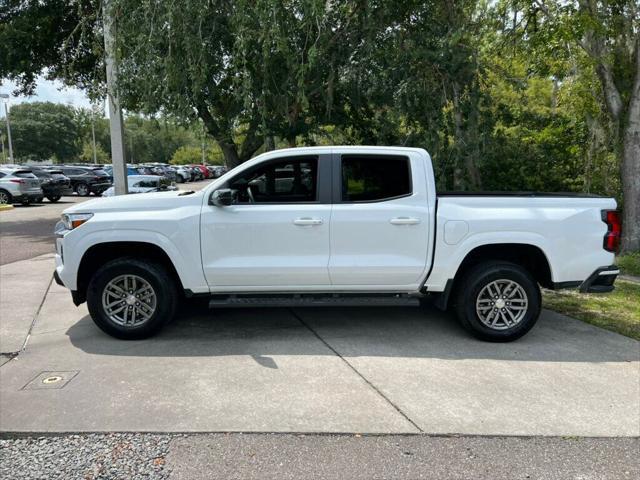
[54,147,621,341]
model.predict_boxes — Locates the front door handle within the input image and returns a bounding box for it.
[293,217,323,226]
[390,217,420,225]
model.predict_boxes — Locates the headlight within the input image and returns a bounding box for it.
[61,213,94,230]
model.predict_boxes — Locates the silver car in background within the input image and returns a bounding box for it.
[101,175,177,197]
[0,167,44,205]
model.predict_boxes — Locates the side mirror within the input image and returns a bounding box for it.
[210,188,237,206]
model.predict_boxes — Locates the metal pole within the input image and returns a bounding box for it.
[3,102,14,163]
[201,123,206,164]
[91,111,97,164]
[103,0,128,194]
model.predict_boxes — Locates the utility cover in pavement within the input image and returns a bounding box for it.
[22,371,79,390]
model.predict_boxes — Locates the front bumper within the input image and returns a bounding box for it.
[579,265,620,293]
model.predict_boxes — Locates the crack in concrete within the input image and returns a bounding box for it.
[0,274,54,362]
[289,308,424,433]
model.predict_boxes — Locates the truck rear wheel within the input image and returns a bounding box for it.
[454,261,541,342]
[86,258,177,339]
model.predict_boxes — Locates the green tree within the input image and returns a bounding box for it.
[0,0,103,96]
[170,145,224,165]
[504,0,639,252]
[9,102,80,162]
[79,141,109,164]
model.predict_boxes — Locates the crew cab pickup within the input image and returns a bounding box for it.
[53,147,621,341]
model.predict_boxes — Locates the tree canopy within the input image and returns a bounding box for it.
[7,102,80,162]
[0,0,638,251]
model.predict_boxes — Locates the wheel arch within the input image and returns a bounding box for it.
[434,243,552,310]
[75,241,185,305]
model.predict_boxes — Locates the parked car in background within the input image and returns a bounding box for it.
[102,175,177,197]
[59,166,112,196]
[188,166,204,181]
[101,165,140,178]
[210,165,227,178]
[153,165,178,183]
[0,167,44,205]
[195,164,212,179]
[175,166,192,183]
[29,167,73,202]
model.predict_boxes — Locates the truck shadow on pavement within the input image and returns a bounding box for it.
[64,302,639,364]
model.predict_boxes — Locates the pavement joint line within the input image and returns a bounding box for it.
[0,273,54,359]
[289,308,424,434]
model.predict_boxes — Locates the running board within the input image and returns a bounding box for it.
[208,294,421,309]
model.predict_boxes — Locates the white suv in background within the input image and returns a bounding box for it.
[0,167,44,205]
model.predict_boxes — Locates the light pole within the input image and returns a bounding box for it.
[91,105,98,164]
[102,0,128,194]
[0,94,14,164]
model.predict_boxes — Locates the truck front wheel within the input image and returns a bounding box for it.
[86,258,177,339]
[455,261,541,342]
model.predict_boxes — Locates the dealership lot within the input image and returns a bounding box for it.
[1,182,639,436]
[0,179,639,477]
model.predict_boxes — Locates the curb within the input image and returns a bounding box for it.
[0,204,14,211]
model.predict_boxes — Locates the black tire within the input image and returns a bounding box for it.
[47,195,62,203]
[75,183,90,196]
[86,258,178,339]
[0,189,11,205]
[454,261,541,342]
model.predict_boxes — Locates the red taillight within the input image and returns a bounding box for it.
[602,210,621,253]
[9,179,25,184]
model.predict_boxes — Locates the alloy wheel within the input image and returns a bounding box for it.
[101,274,157,327]
[475,279,528,330]
[76,184,89,196]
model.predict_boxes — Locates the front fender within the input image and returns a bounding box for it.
[59,228,207,292]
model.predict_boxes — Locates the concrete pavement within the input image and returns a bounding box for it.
[0,254,54,355]
[1,256,638,436]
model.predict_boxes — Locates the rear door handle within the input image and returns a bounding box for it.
[390,217,420,225]
[293,217,323,226]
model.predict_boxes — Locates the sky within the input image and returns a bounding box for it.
[0,76,96,118]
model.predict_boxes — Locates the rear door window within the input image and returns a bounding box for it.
[13,171,38,179]
[341,155,411,202]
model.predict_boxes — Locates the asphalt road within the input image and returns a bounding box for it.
[1,433,637,480]
[0,179,213,265]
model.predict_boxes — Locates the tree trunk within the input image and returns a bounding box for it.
[218,140,242,169]
[451,81,481,190]
[620,55,640,253]
[264,136,275,151]
[579,9,639,253]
